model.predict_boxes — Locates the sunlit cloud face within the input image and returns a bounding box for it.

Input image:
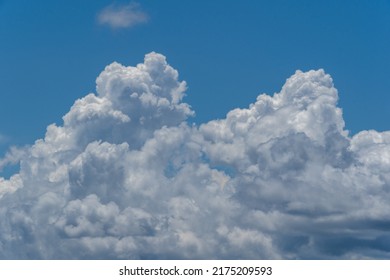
[97,2,148,29]
[0,53,390,259]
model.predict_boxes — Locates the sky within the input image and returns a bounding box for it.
[0,0,390,259]
[1,0,390,150]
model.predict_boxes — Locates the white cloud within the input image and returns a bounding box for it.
[0,146,27,171]
[98,2,148,29]
[0,52,390,259]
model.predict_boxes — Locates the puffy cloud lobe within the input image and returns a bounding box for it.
[0,146,26,171]
[0,53,390,259]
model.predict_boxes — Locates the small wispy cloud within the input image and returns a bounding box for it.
[0,134,8,145]
[97,1,148,29]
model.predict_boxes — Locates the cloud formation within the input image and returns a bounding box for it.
[0,133,9,146]
[98,2,148,29]
[1,52,390,259]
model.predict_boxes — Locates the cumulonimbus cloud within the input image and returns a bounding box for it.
[0,52,390,259]
[97,2,148,29]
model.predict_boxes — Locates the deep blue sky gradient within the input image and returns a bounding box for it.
[1,0,390,156]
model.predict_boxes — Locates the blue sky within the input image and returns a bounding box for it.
[1,0,390,153]
[1,1,390,259]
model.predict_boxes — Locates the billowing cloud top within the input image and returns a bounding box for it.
[1,52,390,259]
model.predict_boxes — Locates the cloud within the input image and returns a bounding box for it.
[0,133,8,144]
[97,2,148,29]
[0,52,390,259]
[0,146,26,172]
